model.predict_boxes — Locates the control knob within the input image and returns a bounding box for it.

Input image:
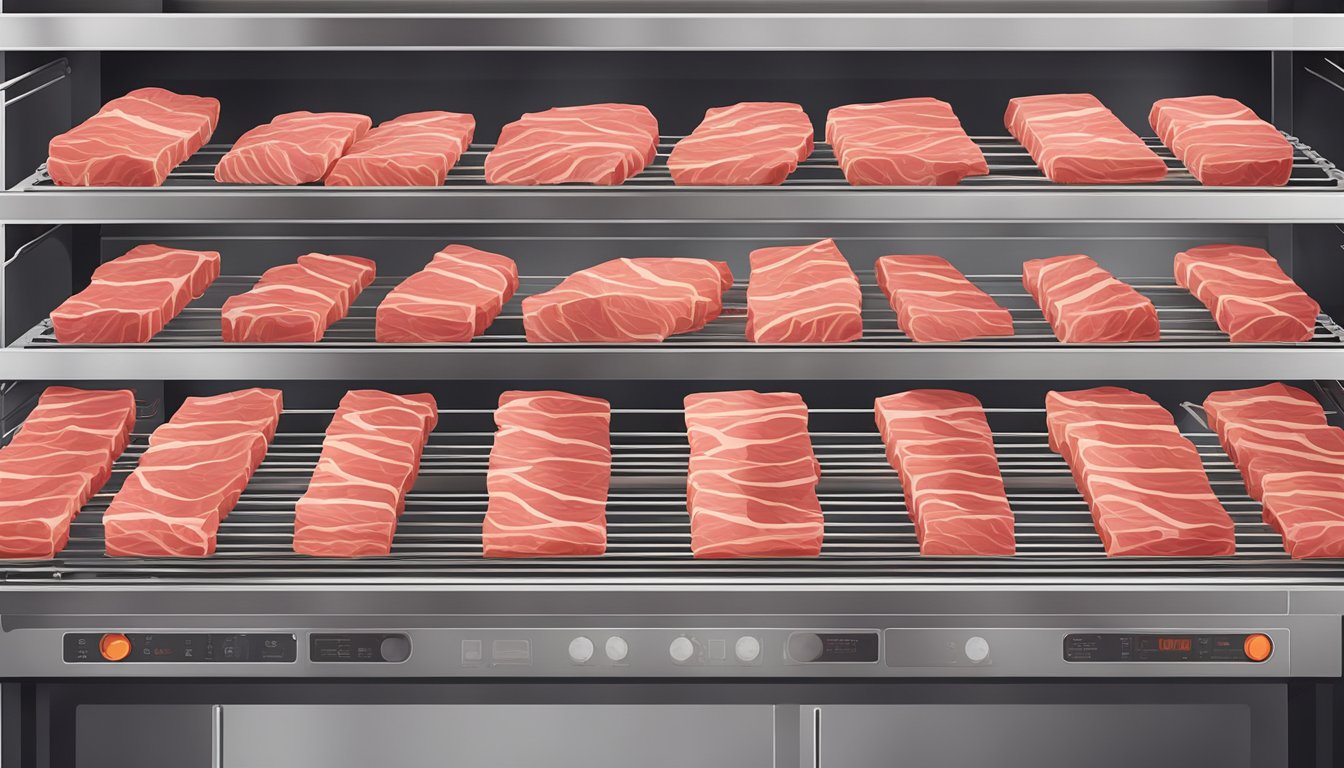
[379,635,412,663]
[735,636,762,663]
[964,636,990,663]
[669,636,695,663]
[568,636,595,664]
[605,636,629,662]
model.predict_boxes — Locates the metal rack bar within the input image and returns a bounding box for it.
[0,57,69,108]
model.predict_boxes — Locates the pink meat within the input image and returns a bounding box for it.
[668,102,814,186]
[1044,386,1233,556]
[1174,244,1318,342]
[685,391,822,558]
[50,245,220,344]
[377,245,519,343]
[1024,254,1160,343]
[1150,96,1292,186]
[326,111,476,186]
[294,390,438,557]
[482,391,611,557]
[222,254,375,343]
[0,387,136,558]
[874,390,1014,556]
[104,389,282,557]
[1260,473,1344,557]
[826,98,988,186]
[1202,383,1327,462]
[484,104,659,185]
[523,258,731,343]
[215,111,371,185]
[875,255,1013,342]
[1224,423,1344,500]
[746,239,862,344]
[1005,94,1168,184]
[47,87,220,187]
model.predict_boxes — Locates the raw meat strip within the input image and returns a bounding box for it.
[874,390,1014,556]
[746,239,862,344]
[826,98,988,186]
[0,387,137,558]
[685,391,823,558]
[222,253,375,343]
[47,87,220,187]
[523,258,732,343]
[1023,254,1160,343]
[1225,423,1344,500]
[1044,387,1234,556]
[376,245,519,343]
[483,391,611,557]
[1005,94,1168,184]
[484,104,659,185]
[215,111,372,185]
[1174,244,1319,342]
[293,390,438,557]
[1150,96,1292,186]
[50,245,220,344]
[1202,383,1327,462]
[326,111,476,186]
[1261,473,1344,557]
[875,255,1013,342]
[668,102,814,186]
[104,389,282,557]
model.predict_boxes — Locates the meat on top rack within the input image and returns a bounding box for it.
[20,134,1344,191]
[15,274,1344,349]
[4,400,1340,584]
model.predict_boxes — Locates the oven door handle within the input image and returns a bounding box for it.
[212,704,224,768]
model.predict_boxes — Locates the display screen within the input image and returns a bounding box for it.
[1158,638,1192,652]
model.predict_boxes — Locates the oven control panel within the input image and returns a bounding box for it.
[63,633,297,663]
[1064,633,1273,663]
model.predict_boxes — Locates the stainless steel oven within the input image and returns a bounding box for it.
[2,2,1344,766]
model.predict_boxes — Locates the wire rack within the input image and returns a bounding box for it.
[23,134,1344,190]
[17,273,1344,349]
[3,404,1337,584]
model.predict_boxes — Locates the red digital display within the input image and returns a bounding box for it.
[1158,638,1192,652]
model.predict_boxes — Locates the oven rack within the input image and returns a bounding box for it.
[2,405,1336,584]
[0,12,1341,52]
[7,136,1343,224]
[8,273,1344,381]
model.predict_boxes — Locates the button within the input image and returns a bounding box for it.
[604,636,628,662]
[99,633,131,662]
[1244,634,1273,662]
[568,636,594,664]
[669,636,695,663]
[735,636,762,663]
[379,635,411,663]
[787,633,825,663]
[965,636,990,663]
[461,639,483,664]
[708,639,727,661]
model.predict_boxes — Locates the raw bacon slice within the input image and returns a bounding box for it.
[826,98,988,186]
[376,245,519,343]
[104,389,282,557]
[483,391,610,557]
[0,387,136,558]
[1023,254,1160,343]
[50,245,220,344]
[1174,244,1319,342]
[1150,96,1292,186]
[875,255,1013,342]
[1045,387,1234,556]
[1202,383,1327,462]
[215,111,372,185]
[1261,472,1344,557]
[668,102,814,186]
[222,253,375,343]
[523,258,732,343]
[47,87,220,187]
[484,104,659,185]
[1005,93,1168,184]
[326,111,476,187]
[293,390,438,557]
[746,239,862,344]
[874,390,1014,556]
[685,390,823,558]
[1226,424,1344,500]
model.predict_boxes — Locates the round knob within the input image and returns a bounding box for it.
[99,633,131,662]
[1244,633,1273,662]
[965,636,990,663]
[568,636,595,663]
[735,636,762,663]
[379,635,412,663]
[787,633,825,663]
[668,636,695,663]
[605,636,629,662]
